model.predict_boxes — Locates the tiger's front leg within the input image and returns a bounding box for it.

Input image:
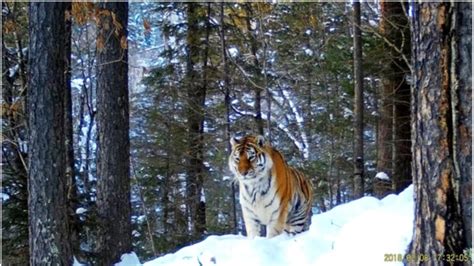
[266,223,284,238]
[266,210,287,238]
[242,209,261,238]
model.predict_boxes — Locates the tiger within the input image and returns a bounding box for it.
[228,134,313,238]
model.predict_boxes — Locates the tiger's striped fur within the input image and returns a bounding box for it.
[228,135,313,238]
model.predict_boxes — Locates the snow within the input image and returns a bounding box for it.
[75,207,87,215]
[115,252,142,266]
[343,107,353,118]
[73,257,83,266]
[222,175,233,181]
[74,253,142,266]
[1,193,10,201]
[200,188,206,202]
[140,185,414,266]
[8,64,19,78]
[375,172,390,181]
[71,78,84,89]
[228,47,239,58]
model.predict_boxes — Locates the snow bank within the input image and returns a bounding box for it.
[115,252,141,266]
[136,185,414,266]
[375,171,390,180]
[74,253,141,266]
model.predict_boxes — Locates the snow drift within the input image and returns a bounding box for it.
[117,185,414,266]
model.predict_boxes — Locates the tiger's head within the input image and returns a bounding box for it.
[228,135,273,181]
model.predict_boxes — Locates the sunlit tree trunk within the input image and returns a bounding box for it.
[408,2,472,264]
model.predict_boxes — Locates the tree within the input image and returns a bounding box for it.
[27,2,72,264]
[95,3,132,264]
[389,2,411,194]
[244,4,265,136]
[352,1,364,199]
[185,2,207,238]
[408,2,472,264]
[376,1,411,196]
[220,2,238,233]
[375,1,394,196]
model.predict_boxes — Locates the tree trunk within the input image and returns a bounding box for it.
[352,1,364,199]
[162,132,172,237]
[453,2,472,250]
[381,1,412,194]
[221,2,238,234]
[96,3,132,265]
[407,2,471,264]
[255,88,264,135]
[376,48,393,195]
[186,2,207,238]
[376,1,412,197]
[245,4,264,136]
[393,81,411,194]
[198,2,212,236]
[27,3,72,264]
[375,71,393,198]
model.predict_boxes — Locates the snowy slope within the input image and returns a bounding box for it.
[117,185,414,266]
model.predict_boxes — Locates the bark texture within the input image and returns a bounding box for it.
[186,2,207,237]
[352,1,364,199]
[96,3,132,265]
[221,2,239,234]
[27,2,72,264]
[408,2,471,265]
[453,2,472,250]
[375,1,395,198]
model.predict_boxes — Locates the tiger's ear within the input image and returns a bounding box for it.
[230,136,239,147]
[256,135,266,147]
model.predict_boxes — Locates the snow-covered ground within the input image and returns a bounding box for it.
[116,185,414,266]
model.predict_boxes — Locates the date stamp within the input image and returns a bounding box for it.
[384,252,472,263]
[383,253,403,262]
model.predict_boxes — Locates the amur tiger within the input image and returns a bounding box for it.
[228,134,313,238]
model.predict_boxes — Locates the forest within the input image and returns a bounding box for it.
[1,1,471,265]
